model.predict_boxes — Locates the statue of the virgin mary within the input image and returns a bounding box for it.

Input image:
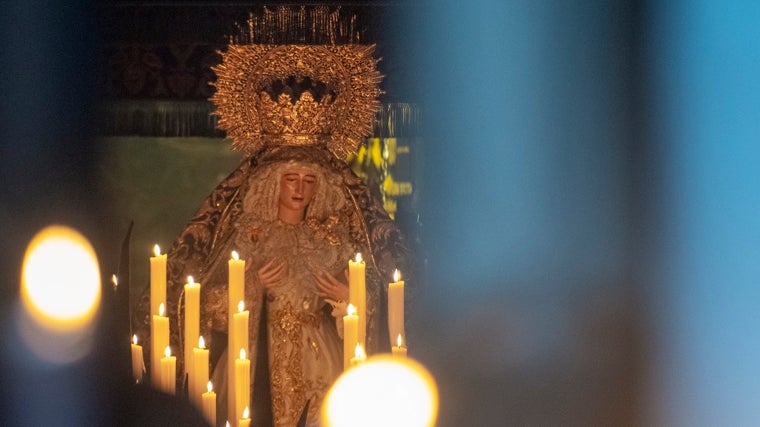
[133,41,416,427]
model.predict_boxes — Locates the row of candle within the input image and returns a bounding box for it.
[133,246,407,425]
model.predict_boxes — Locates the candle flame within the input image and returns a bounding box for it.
[153,244,161,257]
[347,303,356,316]
[164,345,172,358]
[112,274,118,290]
[238,300,245,313]
[393,269,401,282]
[133,334,138,345]
[354,253,363,263]
[397,333,404,348]
[243,406,250,419]
[231,250,239,261]
[354,343,366,359]
[240,348,247,360]
[207,381,213,393]
[188,275,195,285]
[226,422,231,427]
[199,336,206,349]
[159,302,165,317]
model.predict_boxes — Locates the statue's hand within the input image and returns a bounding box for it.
[258,258,286,289]
[313,269,349,303]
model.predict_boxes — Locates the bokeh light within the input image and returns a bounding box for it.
[18,225,101,363]
[322,356,438,427]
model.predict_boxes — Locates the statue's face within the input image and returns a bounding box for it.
[278,166,318,215]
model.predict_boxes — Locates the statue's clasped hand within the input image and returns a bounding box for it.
[312,270,349,316]
[258,258,286,290]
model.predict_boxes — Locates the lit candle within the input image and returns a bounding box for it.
[228,251,245,424]
[184,276,200,379]
[388,269,405,349]
[151,302,169,388]
[235,348,251,423]
[392,333,408,358]
[131,334,145,383]
[343,304,358,370]
[228,251,245,315]
[191,336,210,408]
[150,244,167,316]
[350,343,366,367]
[161,345,176,395]
[348,253,366,347]
[202,381,217,427]
[239,406,251,427]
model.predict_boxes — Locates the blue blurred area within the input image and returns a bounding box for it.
[645,1,760,425]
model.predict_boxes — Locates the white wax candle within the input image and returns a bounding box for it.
[392,333,408,358]
[131,334,145,383]
[202,381,217,427]
[235,348,251,423]
[191,336,209,409]
[387,269,405,349]
[151,303,169,388]
[150,245,167,317]
[343,304,358,371]
[161,345,176,395]
[348,253,366,347]
[228,251,245,425]
[239,407,251,427]
[350,343,366,367]
[184,276,201,378]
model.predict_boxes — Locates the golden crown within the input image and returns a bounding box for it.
[211,44,383,159]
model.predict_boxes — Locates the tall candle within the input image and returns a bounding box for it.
[151,303,169,388]
[161,345,176,395]
[348,253,366,347]
[239,407,251,427]
[202,381,217,426]
[131,334,145,383]
[392,333,408,358]
[235,348,251,423]
[343,304,358,370]
[191,336,209,408]
[150,245,167,316]
[228,251,245,425]
[184,276,200,378]
[387,269,405,349]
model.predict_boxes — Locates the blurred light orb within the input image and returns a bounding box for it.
[322,356,438,427]
[19,225,101,363]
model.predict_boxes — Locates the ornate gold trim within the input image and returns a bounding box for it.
[210,44,383,160]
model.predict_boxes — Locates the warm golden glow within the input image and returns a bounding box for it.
[354,343,366,360]
[133,334,138,345]
[153,244,161,257]
[188,275,195,285]
[347,303,356,316]
[207,381,213,393]
[321,356,438,427]
[393,269,401,282]
[199,336,206,349]
[240,348,247,360]
[19,225,101,363]
[354,253,363,263]
[231,250,239,261]
[397,333,404,348]
[165,346,172,358]
[243,406,250,419]
[238,300,245,313]
[112,274,118,290]
[159,302,165,317]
